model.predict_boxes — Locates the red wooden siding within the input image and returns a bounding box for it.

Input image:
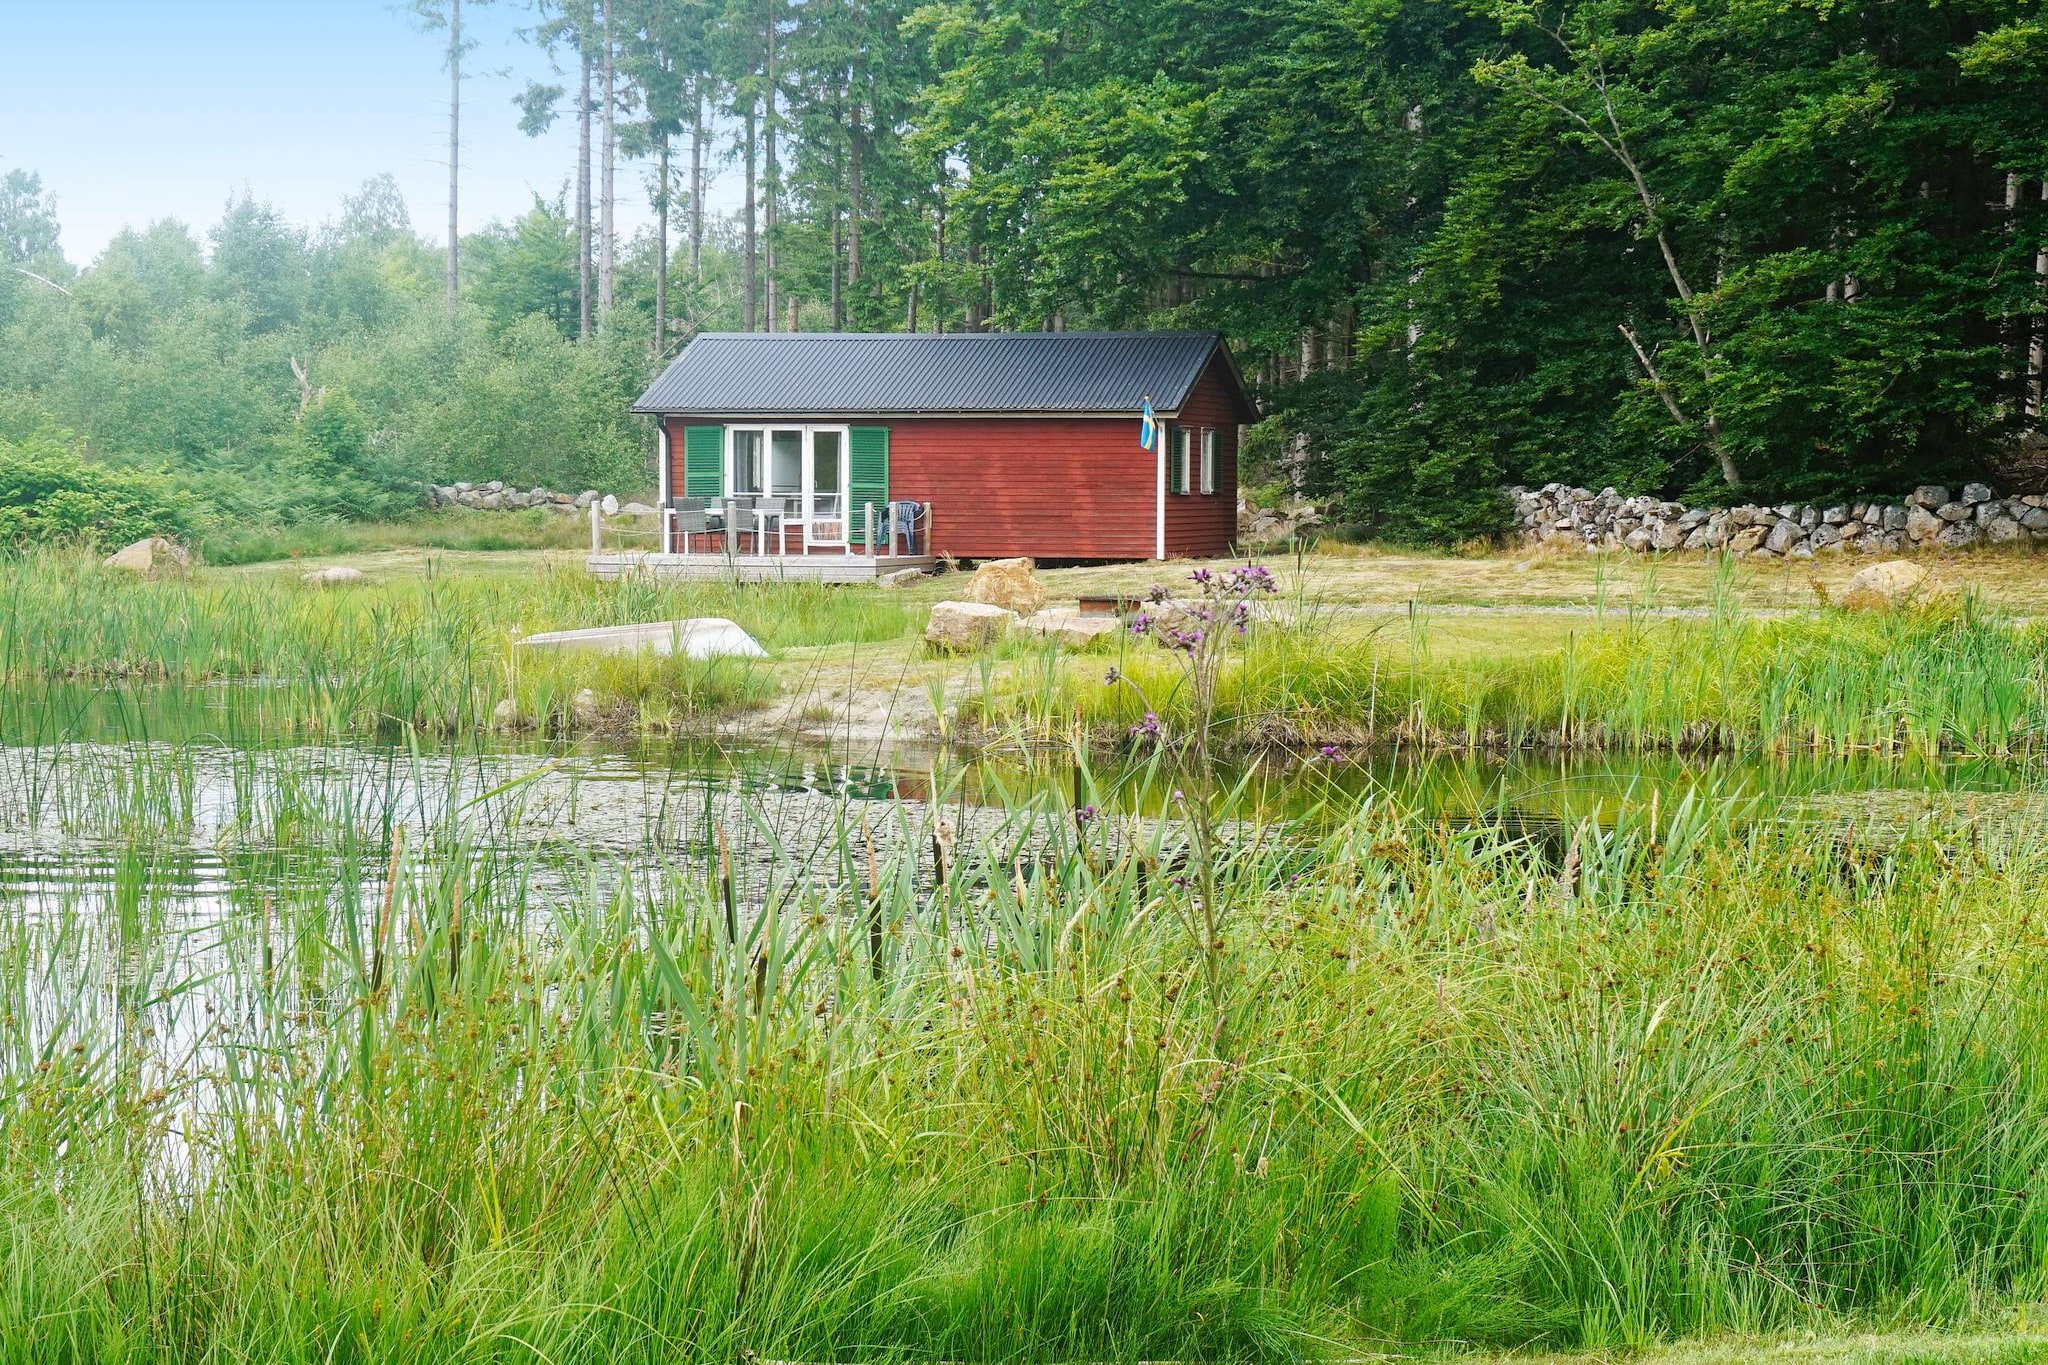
[661,349,1249,562]
[1162,352,1243,559]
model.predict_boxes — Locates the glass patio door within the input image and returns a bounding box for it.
[808,429,845,546]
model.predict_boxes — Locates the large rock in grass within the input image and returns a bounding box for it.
[1839,560,1950,612]
[301,565,369,587]
[964,557,1047,616]
[1727,525,1769,555]
[1017,608,1123,649]
[924,600,1014,652]
[101,537,193,579]
[516,618,767,660]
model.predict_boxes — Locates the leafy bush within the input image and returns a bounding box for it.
[0,424,199,550]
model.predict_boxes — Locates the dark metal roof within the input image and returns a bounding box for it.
[632,330,1244,417]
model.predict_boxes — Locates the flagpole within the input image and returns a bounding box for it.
[1150,396,1166,560]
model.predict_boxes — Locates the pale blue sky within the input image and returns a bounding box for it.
[0,0,725,262]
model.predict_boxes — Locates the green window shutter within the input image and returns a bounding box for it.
[683,425,724,498]
[848,426,890,545]
[1168,427,1187,494]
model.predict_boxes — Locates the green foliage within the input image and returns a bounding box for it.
[465,195,581,337]
[14,0,2048,548]
[901,0,2048,537]
[0,424,197,550]
[0,167,60,266]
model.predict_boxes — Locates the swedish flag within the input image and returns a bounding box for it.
[1139,398,1158,449]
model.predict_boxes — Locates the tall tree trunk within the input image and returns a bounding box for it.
[2035,181,2047,420]
[932,194,945,333]
[965,238,983,331]
[831,202,844,331]
[578,40,593,339]
[655,133,670,353]
[848,111,863,293]
[689,86,705,281]
[598,0,616,319]
[743,103,758,331]
[445,0,461,313]
[763,11,778,333]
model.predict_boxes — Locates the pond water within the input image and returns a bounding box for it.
[5,678,2046,858]
[6,681,2044,1155]
[0,680,2041,941]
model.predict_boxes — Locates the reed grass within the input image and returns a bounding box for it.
[4,742,2048,1359]
[992,590,2048,757]
[0,550,920,736]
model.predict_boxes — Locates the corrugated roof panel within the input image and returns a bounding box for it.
[631,330,1232,415]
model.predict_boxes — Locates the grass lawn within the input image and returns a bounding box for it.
[260,535,2048,614]
[183,536,2048,752]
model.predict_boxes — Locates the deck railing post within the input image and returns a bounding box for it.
[589,502,601,556]
[661,505,674,556]
[863,502,875,557]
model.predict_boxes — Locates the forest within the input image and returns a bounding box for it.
[2,0,2045,546]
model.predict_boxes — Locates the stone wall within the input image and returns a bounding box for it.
[426,482,654,517]
[1514,482,2048,557]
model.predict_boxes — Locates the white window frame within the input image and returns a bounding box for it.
[1200,428,1219,495]
[1172,426,1192,495]
[724,424,853,547]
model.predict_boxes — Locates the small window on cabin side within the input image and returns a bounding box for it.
[1170,427,1191,494]
[1200,429,1219,495]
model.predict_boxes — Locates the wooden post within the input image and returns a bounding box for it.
[864,502,875,556]
[589,502,602,556]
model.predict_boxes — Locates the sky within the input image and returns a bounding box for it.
[0,0,731,263]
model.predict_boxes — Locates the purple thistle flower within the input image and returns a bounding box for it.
[1316,744,1344,763]
[1131,712,1163,740]
[1075,803,1099,827]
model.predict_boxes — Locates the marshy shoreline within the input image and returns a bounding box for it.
[9,547,2048,1361]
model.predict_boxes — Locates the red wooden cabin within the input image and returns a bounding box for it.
[605,331,1255,580]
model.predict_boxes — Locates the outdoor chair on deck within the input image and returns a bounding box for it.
[722,500,764,555]
[671,498,711,554]
[768,497,804,554]
[888,500,925,557]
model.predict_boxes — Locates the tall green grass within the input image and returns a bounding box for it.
[196,506,594,564]
[4,745,2048,1359]
[0,550,920,735]
[996,595,2048,757]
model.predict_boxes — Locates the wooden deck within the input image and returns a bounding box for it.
[586,551,936,584]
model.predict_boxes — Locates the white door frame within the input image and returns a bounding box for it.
[725,423,852,547]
